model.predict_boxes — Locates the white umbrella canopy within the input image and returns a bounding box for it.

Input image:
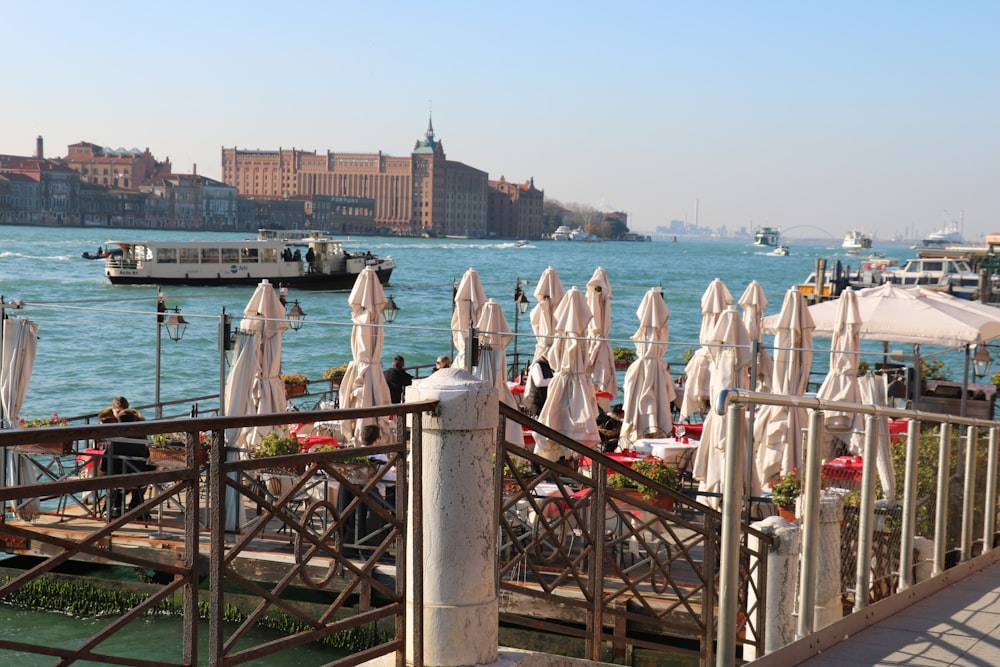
[475,299,524,446]
[754,289,815,490]
[528,266,566,362]
[535,286,600,461]
[691,305,752,508]
[739,280,774,392]
[680,278,734,419]
[2,317,40,517]
[619,287,675,446]
[772,283,1000,346]
[856,374,897,501]
[339,267,393,445]
[451,267,488,371]
[586,267,617,400]
[816,290,863,435]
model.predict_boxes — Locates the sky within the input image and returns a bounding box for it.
[3,1,998,241]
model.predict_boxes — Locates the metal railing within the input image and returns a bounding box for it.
[0,400,436,667]
[495,403,774,665]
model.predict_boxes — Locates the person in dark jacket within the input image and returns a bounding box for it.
[383,355,414,404]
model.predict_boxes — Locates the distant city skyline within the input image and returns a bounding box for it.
[3,2,997,239]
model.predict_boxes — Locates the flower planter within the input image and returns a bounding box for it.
[614,360,633,371]
[149,445,208,467]
[614,487,674,511]
[285,384,306,398]
[777,506,797,522]
[332,461,378,485]
[17,441,73,456]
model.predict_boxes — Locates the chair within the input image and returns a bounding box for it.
[102,438,155,519]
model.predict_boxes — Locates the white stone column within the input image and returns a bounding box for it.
[404,368,499,667]
[747,515,801,657]
[813,492,844,629]
[913,536,935,583]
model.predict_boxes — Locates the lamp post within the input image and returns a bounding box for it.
[154,289,188,419]
[512,279,530,380]
[383,295,400,324]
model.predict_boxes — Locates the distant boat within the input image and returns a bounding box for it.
[753,226,781,247]
[772,245,790,256]
[922,222,965,247]
[514,240,530,247]
[842,230,873,250]
[551,225,572,240]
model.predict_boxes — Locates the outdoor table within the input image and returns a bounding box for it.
[633,438,699,466]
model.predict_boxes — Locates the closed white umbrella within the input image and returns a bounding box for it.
[856,374,897,501]
[816,290,863,436]
[619,287,675,446]
[2,317,40,518]
[739,280,773,392]
[691,305,752,509]
[475,299,524,447]
[451,268,488,371]
[680,279,734,419]
[586,267,617,401]
[339,267,393,445]
[535,287,600,461]
[754,289,815,490]
[223,279,289,530]
[528,266,565,362]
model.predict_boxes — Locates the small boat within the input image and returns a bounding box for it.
[842,230,873,250]
[752,226,781,247]
[551,225,572,240]
[887,256,979,298]
[772,245,790,256]
[514,240,530,248]
[100,229,395,289]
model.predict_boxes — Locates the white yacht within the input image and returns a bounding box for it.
[922,222,966,247]
[551,225,572,240]
[887,257,979,298]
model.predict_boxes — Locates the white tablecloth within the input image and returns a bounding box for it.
[633,438,699,465]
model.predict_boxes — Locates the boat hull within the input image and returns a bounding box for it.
[107,266,392,289]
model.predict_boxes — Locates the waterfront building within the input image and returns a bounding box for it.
[63,140,172,189]
[488,176,544,239]
[222,117,541,238]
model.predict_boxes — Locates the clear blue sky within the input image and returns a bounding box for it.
[3,1,997,240]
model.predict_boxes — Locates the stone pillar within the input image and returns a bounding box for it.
[404,368,499,666]
[746,516,801,657]
[913,537,935,583]
[813,492,844,629]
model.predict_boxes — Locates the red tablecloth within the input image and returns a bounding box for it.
[822,455,863,483]
[77,447,104,476]
[298,435,340,452]
[674,423,703,440]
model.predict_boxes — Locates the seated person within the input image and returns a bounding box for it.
[100,409,153,517]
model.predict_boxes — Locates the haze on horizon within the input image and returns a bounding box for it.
[2,2,997,241]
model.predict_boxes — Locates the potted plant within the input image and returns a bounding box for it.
[322,362,350,389]
[770,468,802,521]
[18,413,73,455]
[608,458,679,510]
[149,432,209,467]
[281,373,309,397]
[255,428,301,458]
[501,457,534,494]
[613,346,637,370]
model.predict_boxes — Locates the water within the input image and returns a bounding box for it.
[0,225,927,420]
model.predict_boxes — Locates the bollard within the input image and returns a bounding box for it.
[404,368,499,667]
[747,516,801,657]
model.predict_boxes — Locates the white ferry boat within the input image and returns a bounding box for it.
[102,229,395,289]
[842,230,873,250]
[887,256,979,298]
[752,226,780,247]
[551,225,572,240]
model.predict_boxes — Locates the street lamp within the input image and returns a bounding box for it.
[154,290,187,419]
[512,279,530,380]
[383,295,400,324]
[973,344,993,381]
[286,300,306,331]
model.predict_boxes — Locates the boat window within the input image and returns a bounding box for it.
[220,248,239,264]
[923,261,943,272]
[241,247,259,263]
[155,248,177,264]
[260,248,278,263]
[201,248,220,264]
[179,248,199,263]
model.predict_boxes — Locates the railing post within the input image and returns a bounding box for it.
[405,368,498,666]
[932,423,950,577]
[796,409,824,639]
[961,425,978,561]
[985,427,999,553]
[855,414,878,609]
[717,401,746,667]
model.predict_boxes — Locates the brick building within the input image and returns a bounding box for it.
[63,140,172,189]
[488,176,544,240]
[221,117,533,238]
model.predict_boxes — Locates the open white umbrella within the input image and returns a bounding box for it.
[586,267,617,401]
[223,279,289,530]
[691,305,752,509]
[2,317,40,517]
[754,289,815,489]
[680,278,734,419]
[339,267,393,445]
[475,299,524,447]
[739,280,773,392]
[619,287,675,446]
[451,268,488,371]
[535,286,600,461]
